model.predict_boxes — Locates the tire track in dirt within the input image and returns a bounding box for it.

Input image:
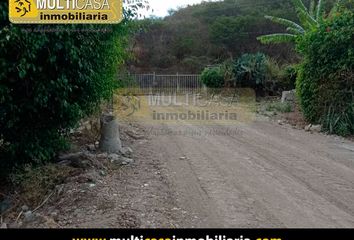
[142,103,354,228]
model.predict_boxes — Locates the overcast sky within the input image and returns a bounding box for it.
[148,0,203,16]
[144,0,216,17]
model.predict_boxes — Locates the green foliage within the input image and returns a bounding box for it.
[257,0,325,44]
[258,33,298,44]
[233,53,267,92]
[220,59,236,87]
[210,15,259,52]
[133,0,304,72]
[266,102,293,113]
[296,9,354,136]
[201,67,224,88]
[280,64,298,90]
[262,58,298,95]
[232,53,297,95]
[172,37,197,60]
[0,3,134,170]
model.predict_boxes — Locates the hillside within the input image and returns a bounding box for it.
[128,0,336,73]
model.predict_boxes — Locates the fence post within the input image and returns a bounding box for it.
[177,72,180,93]
[152,72,156,94]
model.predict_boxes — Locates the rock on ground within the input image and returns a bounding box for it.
[281,90,296,103]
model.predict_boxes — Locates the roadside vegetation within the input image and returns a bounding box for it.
[132,0,353,136]
[257,0,353,136]
[296,8,353,136]
[0,3,142,177]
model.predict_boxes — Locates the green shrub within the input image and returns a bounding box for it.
[247,57,298,96]
[201,66,224,88]
[296,9,354,136]
[280,64,297,90]
[264,57,282,95]
[0,2,134,170]
[220,59,236,87]
[233,53,267,95]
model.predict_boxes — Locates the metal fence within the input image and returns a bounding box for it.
[119,73,204,94]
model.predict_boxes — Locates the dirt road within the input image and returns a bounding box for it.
[137,117,354,228]
[25,107,354,228]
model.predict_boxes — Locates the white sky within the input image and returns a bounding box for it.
[145,0,210,17]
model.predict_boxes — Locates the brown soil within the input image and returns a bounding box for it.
[2,102,354,228]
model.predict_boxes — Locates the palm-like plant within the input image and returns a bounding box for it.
[257,0,325,44]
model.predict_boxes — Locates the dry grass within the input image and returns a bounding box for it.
[9,164,80,208]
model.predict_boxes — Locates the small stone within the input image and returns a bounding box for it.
[179,156,187,160]
[264,111,276,117]
[89,183,96,188]
[109,154,133,165]
[311,124,322,133]
[82,121,91,131]
[305,124,312,132]
[76,160,91,169]
[86,144,96,152]
[120,147,133,157]
[99,170,107,176]
[120,157,134,165]
[108,153,120,161]
[277,120,284,125]
[281,90,296,103]
[21,205,29,212]
[97,153,108,158]
[305,124,322,133]
[50,211,59,221]
[23,210,35,222]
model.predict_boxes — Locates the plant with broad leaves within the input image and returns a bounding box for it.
[257,0,326,44]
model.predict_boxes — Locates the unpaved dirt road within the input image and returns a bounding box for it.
[25,106,354,229]
[138,117,354,228]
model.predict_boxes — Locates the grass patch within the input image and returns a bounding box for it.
[265,102,293,113]
[9,164,79,207]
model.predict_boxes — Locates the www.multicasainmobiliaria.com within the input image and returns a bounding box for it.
[73,235,259,240]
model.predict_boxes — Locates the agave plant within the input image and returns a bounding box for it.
[257,0,325,44]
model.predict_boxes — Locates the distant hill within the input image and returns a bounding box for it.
[128,0,335,73]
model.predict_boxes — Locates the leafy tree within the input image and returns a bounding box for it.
[210,15,259,56]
